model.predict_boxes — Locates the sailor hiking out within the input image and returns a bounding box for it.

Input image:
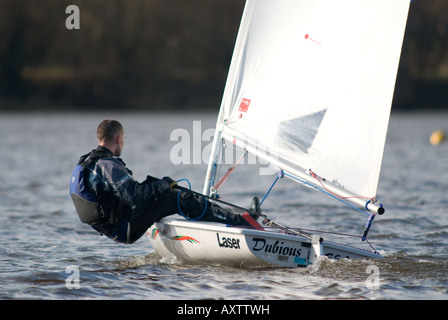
[70,119,261,244]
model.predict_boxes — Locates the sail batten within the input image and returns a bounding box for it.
[204,0,410,212]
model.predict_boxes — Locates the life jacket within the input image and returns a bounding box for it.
[70,148,134,243]
[70,152,107,225]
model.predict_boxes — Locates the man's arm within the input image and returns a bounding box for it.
[96,158,173,207]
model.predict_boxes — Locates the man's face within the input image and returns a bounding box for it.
[116,131,125,156]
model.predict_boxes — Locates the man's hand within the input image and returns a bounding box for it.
[160,176,177,192]
[169,180,178,190]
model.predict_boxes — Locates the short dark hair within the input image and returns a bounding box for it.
[97,120,124,142]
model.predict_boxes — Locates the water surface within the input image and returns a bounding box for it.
[0,111,447,300]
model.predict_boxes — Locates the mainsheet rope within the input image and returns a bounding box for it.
[175,178,208,221]
[259,169,379,245]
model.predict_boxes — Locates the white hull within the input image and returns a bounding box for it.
[147,218,381,268]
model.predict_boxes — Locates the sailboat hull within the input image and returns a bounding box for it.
[147,218,381,268]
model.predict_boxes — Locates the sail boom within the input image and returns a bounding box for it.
[223,132,384,215]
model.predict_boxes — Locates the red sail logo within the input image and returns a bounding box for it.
[238,98,251,112]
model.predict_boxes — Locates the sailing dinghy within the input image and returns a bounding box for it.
[148,0,411,268]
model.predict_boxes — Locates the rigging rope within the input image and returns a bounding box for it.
[308,169,375,201]
[260,170,284,205]
[258,169,379,244]
[213,150,247,191]
[206,150,381,245]
[176,172,379,251]
[283,171,371,217]
[261,221,380,254]
[175,179,208,221]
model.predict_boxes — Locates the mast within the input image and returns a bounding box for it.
[203,129,222,196]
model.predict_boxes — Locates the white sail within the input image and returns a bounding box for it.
[205,0,410,213]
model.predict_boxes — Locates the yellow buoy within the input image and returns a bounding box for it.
[430,130,446,145]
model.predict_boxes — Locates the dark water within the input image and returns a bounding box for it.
[0,111,447,300]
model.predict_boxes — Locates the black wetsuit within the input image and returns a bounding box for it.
[70,146,249,244]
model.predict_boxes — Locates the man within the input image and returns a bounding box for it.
[70,119,261,244]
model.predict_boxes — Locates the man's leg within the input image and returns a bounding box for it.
[127,192,179,243]
[128,190,253,243]
[176,191,249,226]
